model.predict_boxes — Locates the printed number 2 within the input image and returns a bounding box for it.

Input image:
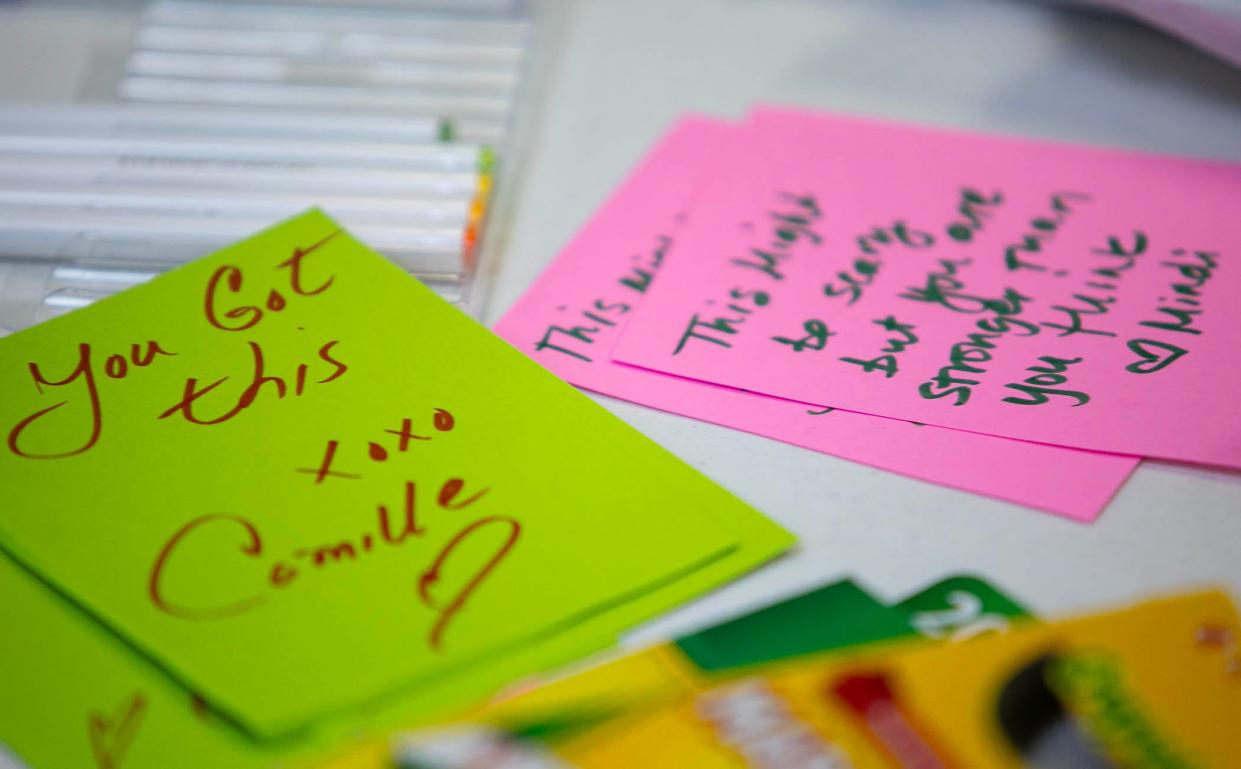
[910,590,1009,642]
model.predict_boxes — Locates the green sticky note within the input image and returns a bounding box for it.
[0,550,272,769]
[0,210,792,742]
[0,524,792,769]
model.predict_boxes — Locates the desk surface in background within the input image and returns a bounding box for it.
[1,0,1239,650]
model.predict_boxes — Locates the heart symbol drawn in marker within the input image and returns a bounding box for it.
[87,692,147,769]
[1125,338,1187,374]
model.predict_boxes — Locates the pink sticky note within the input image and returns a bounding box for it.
[495,116,1138,522]
[613,108,1241,469]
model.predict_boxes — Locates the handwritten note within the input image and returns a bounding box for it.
[496,117,1137,521]
[0,210,791,740]
[614,109,1241,468]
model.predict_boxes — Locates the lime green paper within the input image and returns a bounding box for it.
[0,210,792,742]
[0,550,269,769]
[0,519,790,769]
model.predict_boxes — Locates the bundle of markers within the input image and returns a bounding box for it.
[390,581,1241,768]
[0,0,533,333]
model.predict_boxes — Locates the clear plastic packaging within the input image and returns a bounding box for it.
[0,0,548,334]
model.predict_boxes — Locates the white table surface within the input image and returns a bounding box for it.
[1,0,1239,645]
[482,0,1241,646]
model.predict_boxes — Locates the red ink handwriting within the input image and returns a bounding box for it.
[6,341,175,459]
[295,439,362,483]
[296,409,456,482]
[419,516,520,651]
[148,476,504,652]
[87,692,147,769]
[148,514,266,620]
[159,340,346,426]
[204,230,340,332]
